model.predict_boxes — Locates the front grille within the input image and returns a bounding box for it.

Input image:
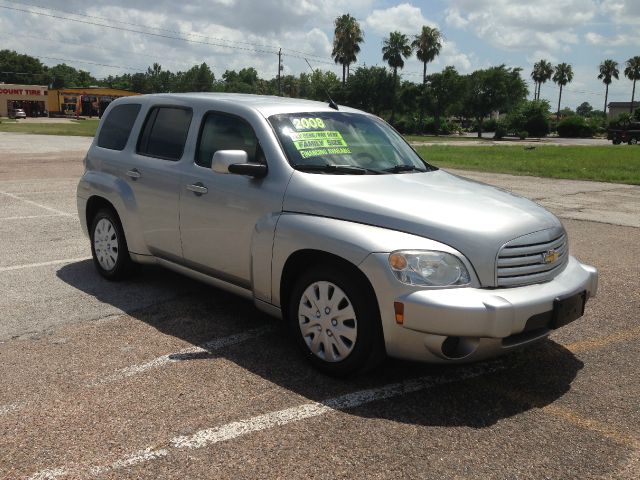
[496,228,568,287]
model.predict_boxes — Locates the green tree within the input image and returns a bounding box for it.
[47,64,97,88]
[553,62,573,119]
[463,65,528,137]
[624,56,640,113]
[576,102,593,117]
[343,66,395,115]
[598,59,619,115]
[531,59,554,100]
[175,63,214,92]
[331,14,364,85]
[424,66,464,131]
[0,49,46,85]
[412,26,442,84]
[382,31,412,121]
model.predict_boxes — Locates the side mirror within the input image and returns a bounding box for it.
[211,150,267,178]
[212,150,248,173]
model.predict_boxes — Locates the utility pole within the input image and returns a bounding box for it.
[277,48,282,96]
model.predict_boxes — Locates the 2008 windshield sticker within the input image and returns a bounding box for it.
[290,130,352,159]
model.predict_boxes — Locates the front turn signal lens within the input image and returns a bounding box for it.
[394,302,404,325]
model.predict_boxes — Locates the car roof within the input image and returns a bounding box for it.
[114,92,365,117]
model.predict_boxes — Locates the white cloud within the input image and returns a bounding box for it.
[364,3,437,36]
[445,0,597,52]
[585,31,640,47]
[599,0,640,24]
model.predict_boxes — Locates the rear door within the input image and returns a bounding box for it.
[126,105,193,260]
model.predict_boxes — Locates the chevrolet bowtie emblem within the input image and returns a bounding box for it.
[542,249,560,264]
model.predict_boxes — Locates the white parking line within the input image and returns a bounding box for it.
[90,326,273,386]
[0,191,75,217]
[89,448,169,476]
[1,213,73,221]
[0,257,91,272]
[29,360,507,479]
[0,403,21,416]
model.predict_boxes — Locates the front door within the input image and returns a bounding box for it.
[179,111,283,288]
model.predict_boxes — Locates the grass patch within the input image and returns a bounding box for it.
[415,145,640,185]
[0,119,98,136]
[405,134,481,143]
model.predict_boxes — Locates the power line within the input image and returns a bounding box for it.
[0,31,226,73]
[10,0,330,61]
[0,4,280,56]
[1,1,330,62]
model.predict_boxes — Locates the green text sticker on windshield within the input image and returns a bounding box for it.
[290,130,352,159]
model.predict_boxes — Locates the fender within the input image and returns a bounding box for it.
[270,213,474,308]
[77,170,149,255]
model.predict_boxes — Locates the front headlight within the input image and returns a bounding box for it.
[388,250,471,287]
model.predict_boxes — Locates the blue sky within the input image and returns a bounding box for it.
[0,0,638,110]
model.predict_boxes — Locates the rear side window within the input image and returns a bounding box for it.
[97,104,141,150]
[137,106,192,161]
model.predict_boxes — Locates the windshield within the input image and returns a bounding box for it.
[268,112,436,174]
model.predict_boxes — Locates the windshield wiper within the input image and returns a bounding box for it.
[383,164,427,173]
[293,164,381,175]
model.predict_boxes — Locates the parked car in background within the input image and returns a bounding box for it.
[9,108,27,119]
[607,121,640,145]
[77,93,598,375]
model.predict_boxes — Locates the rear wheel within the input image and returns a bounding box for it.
[612,138,621,145]
[287,265,385,376]
[90,208,135,280]
[629,138,638,145]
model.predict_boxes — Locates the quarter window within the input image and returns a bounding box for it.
[137,106,192,161]
[196,113,261,168]
[97,104,141,151]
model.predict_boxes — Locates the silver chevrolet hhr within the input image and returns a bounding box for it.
[77,93,598,375]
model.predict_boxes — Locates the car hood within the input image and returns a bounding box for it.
[283,169,562,286]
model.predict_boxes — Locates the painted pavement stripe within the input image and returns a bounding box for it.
[0,190,74,217]
[89,326,274,386]
[0,257,91,272]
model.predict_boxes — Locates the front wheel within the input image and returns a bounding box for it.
[612,139,621,145]
[90,208,135,280]
[629,138,638,145]
[287,265,385,376]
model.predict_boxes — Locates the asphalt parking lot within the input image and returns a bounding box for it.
[0,132,639,479]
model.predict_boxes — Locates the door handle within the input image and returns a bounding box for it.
[126,168,141,180]
[187,183,208,195]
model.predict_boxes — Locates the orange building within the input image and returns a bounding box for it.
[48,87,140,117]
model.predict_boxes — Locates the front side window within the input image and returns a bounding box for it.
[196,112,260,168]
[97,103,141,151]
[268,112,435,174]
[137,106,192,161]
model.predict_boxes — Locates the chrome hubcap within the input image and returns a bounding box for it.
[93,218,119,271]
[298,281,357,362]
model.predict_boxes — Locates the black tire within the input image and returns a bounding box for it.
[89,208,135,280]
[629,138,638,145]
[287,264,385,376]
[612,139,621,145]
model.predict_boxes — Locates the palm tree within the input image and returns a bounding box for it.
[531,60,554,101]
[382,31,413,82]
[598,59,619,115]
[412,26,442,84]
[331,14,364,86]
[553,62,573,119]
[382,31,412,122]
[531,62,542,100]
[624,56,640,113]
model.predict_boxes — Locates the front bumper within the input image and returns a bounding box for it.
[360,254,598,363]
